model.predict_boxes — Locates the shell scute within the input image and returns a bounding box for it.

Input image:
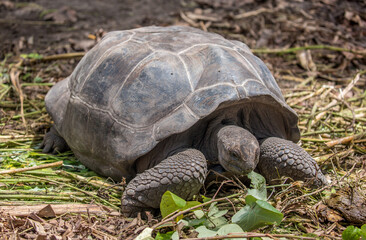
[186,84,239,118]
[111,52,192,127]
[179,45,259,90]
[78,41,153,108]
[70,31,133,93]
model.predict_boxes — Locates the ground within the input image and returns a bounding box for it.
[0,0,365,239]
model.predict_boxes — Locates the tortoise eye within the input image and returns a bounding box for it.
[230,151,239,160]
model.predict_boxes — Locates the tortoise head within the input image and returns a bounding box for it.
[217,125,260,175]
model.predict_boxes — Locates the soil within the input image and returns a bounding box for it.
[0,0,183,58]
[1,0,365,87]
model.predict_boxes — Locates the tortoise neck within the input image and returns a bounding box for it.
[199,121,237,163]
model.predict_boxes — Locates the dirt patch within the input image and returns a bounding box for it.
[0,0,183,58]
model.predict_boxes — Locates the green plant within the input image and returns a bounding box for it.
[342,225,366,240]
[135,171,284,239]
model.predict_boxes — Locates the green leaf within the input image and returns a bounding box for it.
[248,171,266,189]
[20,53,43,59]
[171,231,179,240]
[195,226,217,238]
[187,217,207,227]
[160,191,187,218]
[135,227,154,240]
[245,191,263,206]
[194,210,205,219]
[205,216,228,230]
[232,200,283,231]
[247,171,267,201]
[202,195,212,202]
[342,226,362,240]
[208,202,227,218]
[183,200,201,210]
[155,231,174,240]
[178,219,189,227]
[33,76,43,83]
[217,224,246,240]
[361,224,366,240]
[208,203,228,218]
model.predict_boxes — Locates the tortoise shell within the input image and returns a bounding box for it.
[45,26,300,181]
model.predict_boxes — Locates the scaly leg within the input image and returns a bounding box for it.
[258,137,327,187]
[121,149,207,217]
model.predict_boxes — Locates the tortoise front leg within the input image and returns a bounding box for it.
[121,149,207,217]
[258,137,327,187]
[41,126,69,154]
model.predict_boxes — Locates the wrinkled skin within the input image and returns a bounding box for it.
[217,126,260,175]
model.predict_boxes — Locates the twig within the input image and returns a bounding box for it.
[325,132,365,147]
[18,174,120,210]
[234,8,272,19]
[56,170,119,190]
[301,129,351,137]
[0,194,77,201]
[0,18,63,25]
[0,204,119,217]
[0,161,63,175]
[289,161,358,204]
[9,60,27,129]
[27,52,85,65]
[252,45,366,56]
[320,71,364,113]
[212,180,231,199]
[180,11,199,27]
[185,12,221,22]
[91,227,118,240]
[183,232,339,239]
[315,149,354,164]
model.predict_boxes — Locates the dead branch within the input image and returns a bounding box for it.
[0,161,63,175]
[0,204,120,217]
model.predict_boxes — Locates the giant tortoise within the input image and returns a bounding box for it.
[42,26,327,216]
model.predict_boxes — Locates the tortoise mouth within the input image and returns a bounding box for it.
[225,161,254,175]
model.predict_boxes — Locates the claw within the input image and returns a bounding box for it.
[42,142,53,153]
[41,127,69,154]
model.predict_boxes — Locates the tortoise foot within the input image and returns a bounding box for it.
[258,137,327,187]
[41,126,69,154]
[121,149,207,217]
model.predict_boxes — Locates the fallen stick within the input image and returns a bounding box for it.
[180,11,199,27]
[325,132,365,147]
[26,52,86,65]
[0,204,120,217]
[0,161,63,175]
[252,45,366,56]
[234,7,272,19]
[183,232,338,240]
[9,60,27,129]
